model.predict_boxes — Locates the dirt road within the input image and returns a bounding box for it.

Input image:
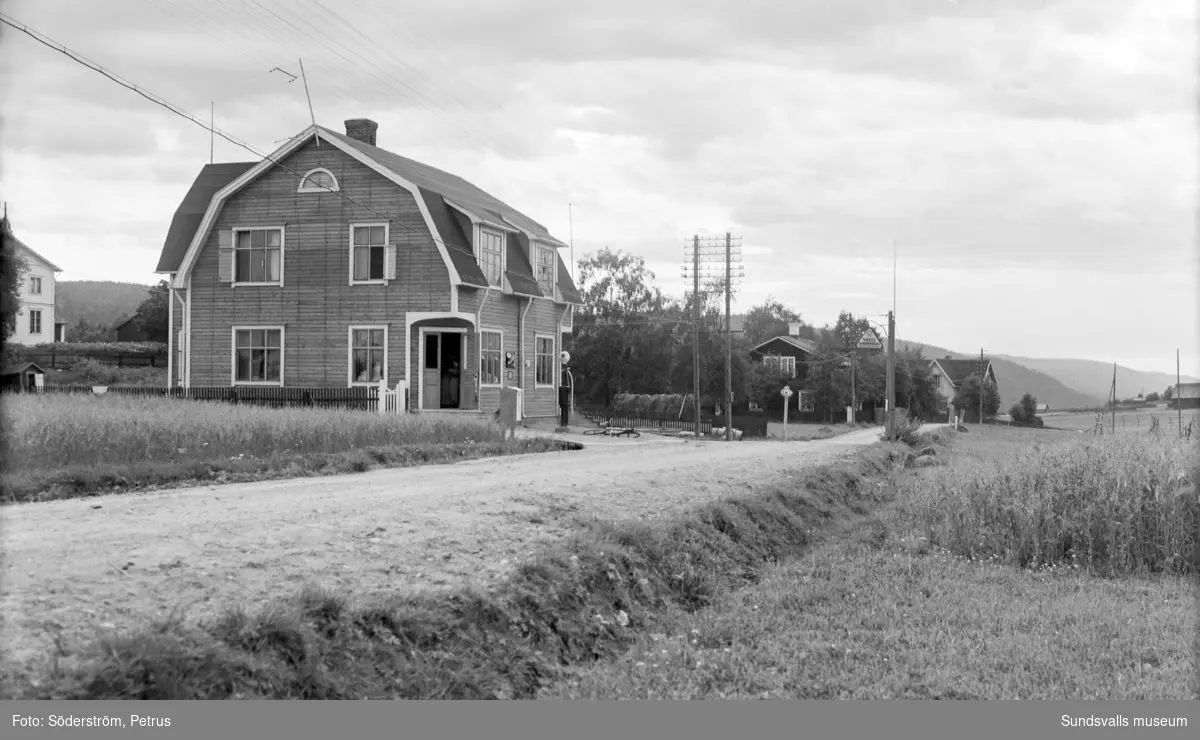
[1,427,887,669]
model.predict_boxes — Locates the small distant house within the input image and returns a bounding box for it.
[1036,403,1050,412]
[2,216,65,344]
[929,356,999,422]
[1176,381,1200,409]
[1,361,47,393]
[748,323,819,381]
[113,315,148,342]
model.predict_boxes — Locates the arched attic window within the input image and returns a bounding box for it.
[298,168,339,193]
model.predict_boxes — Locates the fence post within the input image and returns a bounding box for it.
[378,377,386,415]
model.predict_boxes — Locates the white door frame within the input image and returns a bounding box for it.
[417,326,468,411]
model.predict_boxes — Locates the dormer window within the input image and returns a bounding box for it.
[535,243,556,297]
[478,228,504,288]
[298,168,339,193]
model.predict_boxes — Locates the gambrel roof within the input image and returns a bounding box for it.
[156,124,582,305]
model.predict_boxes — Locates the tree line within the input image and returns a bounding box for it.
[567,248,954,421]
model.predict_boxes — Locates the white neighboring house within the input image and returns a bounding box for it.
[8,225,66,345]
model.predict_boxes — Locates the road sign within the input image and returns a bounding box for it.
[856,329,883,350]
[780,386,793,398]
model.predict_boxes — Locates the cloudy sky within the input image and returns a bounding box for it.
[1,0,1195,377]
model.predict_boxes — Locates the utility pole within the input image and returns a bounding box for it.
[210,102,214,164]
[682,234,743,440]
[693,235,700,437]
[850,351,856,424]
[886,310,896,441]
[1178,349,1182,437]
[1110,363,1117,435]
[979,348,985,425]
[724,232,733,442]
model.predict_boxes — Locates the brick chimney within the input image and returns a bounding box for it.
[788,322,802,337]
[344,118,378,146]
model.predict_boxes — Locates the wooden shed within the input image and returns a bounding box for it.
[1,362,47,392]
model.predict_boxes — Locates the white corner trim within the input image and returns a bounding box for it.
[185,275,193,388]
[230,325,286,386]
[348,222,390,286]
[347,324,389,387]
[297,167,340,193]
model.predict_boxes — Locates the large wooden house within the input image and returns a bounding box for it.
[155,119,584,418]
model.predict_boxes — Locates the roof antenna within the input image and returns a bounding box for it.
[299,58,319,147]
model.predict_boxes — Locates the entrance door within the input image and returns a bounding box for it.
[439,332,463,409]
[422,333,440,409]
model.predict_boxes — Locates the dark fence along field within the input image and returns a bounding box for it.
[11,350,168,369]
[18,384,382,412]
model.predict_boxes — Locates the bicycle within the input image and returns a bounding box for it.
[583,420,641,438]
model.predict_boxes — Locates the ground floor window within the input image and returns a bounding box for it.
[233,327,282,384]
[28,309,42,335]
[480,331,502,385]
[535,335,555,386]
[350,327,387,384]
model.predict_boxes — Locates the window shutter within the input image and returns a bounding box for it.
[218,230,234,283]
[385,245,397,280]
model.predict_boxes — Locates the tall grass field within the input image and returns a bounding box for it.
[900,433,1199,575]
[1,394,569,502]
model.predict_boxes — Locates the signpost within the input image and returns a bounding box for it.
[856,329,883,351]
[781,385,793,441]
[851,329,884,424]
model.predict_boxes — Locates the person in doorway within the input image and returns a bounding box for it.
[446,360,460,406]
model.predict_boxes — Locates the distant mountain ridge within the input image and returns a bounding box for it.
[56,280,155,328]
[992,355,1199,402]
[898,341,1104,410]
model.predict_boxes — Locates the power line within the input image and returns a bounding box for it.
[0,12,540,277]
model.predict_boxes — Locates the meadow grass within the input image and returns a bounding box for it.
[45,358,167,388]
[541,427,1196,699]
[1,448,899,699]
[899,432,1199,575]
[1,394,571,503]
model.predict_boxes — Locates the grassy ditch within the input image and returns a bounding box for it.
[540,427,1197,700]
[2,446,903,699]
[1,394,577,503]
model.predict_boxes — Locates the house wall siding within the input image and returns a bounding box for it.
[451,288,564,418]
[10,250,56,346]
[187,138,450,388]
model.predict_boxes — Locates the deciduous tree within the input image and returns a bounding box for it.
[0,216,29,343]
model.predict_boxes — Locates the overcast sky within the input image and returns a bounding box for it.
[1,0,1195,377]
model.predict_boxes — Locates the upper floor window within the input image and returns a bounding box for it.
[350,223,389,283]
[234,228,283,284]
[535,244,555,297]
[478,228,504,288]
[29,276,42,295]
[298,168,339,193]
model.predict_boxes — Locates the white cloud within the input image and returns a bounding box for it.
[0,0,1192,370]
